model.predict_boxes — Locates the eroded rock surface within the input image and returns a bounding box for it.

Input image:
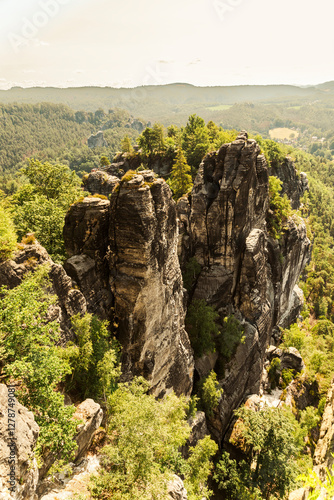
[109,171,194,397]
[177,132,310,433]
[0,384,39,500]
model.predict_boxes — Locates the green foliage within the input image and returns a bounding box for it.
[232,405,305,499]
[0,265,78,469]
[100,155,110,167]
[184,435,218,500]
[185,299,219,358]
[182,257,201,292]
[167,148,193,200]
[181,114,211,175]
[0,204,17,261]
[198,371,223,417]
[214,451,260,500]
[218,315,245,360]
[138,123,165,155]
[65,313,121,401]
[299,462,334,499]
[12,160,84,261]
[267,175,293,239]
[90,377,191,500]
[121,135,133,153]
[267,357,281,389]
[281,368,294,388]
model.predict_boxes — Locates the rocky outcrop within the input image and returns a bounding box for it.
[109,170,194,397]
[83,170,119,197]
[269,156,308,210]
[63,197,112,320]
[87,131,107,148]
[0,384,39,500]
[72,399,103,460]
[313,380,334,480]
[167,475,188,500]
[177,132,310,434]
[64,171,194,397]
[0,242,87,342]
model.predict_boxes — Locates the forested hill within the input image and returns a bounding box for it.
[0,103,144,187]
[0,82,322,110]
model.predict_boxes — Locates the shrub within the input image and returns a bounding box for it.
[267,176,293,239]
[198,371,223,417]
[185,299,219,358]
[0,265,78,470]
[218,315,245,360]
[0,205,17,261]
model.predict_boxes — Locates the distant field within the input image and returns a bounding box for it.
[269,127,299,140]
[206,104,233,111]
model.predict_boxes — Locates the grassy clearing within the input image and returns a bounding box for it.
[206,104,233,111]
[269,127,299,140]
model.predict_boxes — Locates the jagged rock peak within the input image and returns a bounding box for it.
[109,170,194,397]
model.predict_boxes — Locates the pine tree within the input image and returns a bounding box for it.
[168,148,193,201]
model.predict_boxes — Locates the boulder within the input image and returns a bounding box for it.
[73,399,103,460]
[167,475,188,500]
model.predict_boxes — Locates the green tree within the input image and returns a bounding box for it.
[138,123,165,155]
[181,115,211,175]
[90,377,191,500]
[267,176,292,239]
[167,148,193,200]
[121,135,133,153]
[65,313,121,401]
[185,299,220,358]
[100,155,110,167]
[0,265,78,470]
[231,405,304,499]
[13,160,84,261]
[184,435,218,500]
[198,370,223,417]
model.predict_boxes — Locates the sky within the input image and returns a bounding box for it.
[0,0,334,90]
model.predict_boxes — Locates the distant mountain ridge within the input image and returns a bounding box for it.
[0,81,329,113]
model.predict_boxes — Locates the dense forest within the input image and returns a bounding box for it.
[2,105,334,499]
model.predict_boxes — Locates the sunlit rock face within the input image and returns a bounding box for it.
[178,132,310,433]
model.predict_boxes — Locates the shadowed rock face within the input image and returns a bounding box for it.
[178,132,311,433]
[108,171,194,397]
[64,172,194,398]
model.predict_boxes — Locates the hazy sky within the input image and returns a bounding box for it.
[0,0,334,89]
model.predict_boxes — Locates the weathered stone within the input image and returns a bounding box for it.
[87,130,107,148]
[83,170,119,197]
[63,197,110,260]
[195,352,219,379]
[63,197,112,320]
[109,171,194,397]
[73,399,103,460]
[269,156,308,210]
[313,380,334,480]
[182,133,310,437]
[167,475,188,500]
[0,384,39,500]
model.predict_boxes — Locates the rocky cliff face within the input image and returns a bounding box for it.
[71,132,310,434]
[64,173,194,397]
[177,132,310,433]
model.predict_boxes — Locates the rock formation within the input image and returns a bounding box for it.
[177,132,310,433]
[0,384,39,500]
[64,171,194,397]
[87,131,107,148]
[268,155,308,210]
[0,241,87,342]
